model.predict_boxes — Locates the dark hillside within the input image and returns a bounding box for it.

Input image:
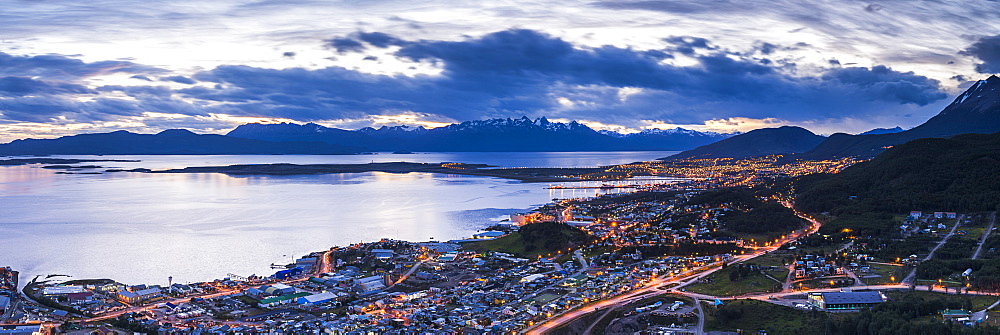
[797,132,1000,215]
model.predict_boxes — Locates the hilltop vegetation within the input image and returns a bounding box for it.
[686,188,804,236]
[666,126,826,160]
[797,133,1000,215]
[792,132,1000,292]
[465,221,593,258]
[828,291,1000,335]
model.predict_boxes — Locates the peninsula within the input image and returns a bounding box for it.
[142,162,607,183]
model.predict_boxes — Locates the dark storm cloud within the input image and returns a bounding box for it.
[0,29,948,129]
[161,75,196,84]
[174,29,945,125]
[326,38,365,53]
[0,76,94,97]
[822,65,947,105]
[0,51,170,123]
[961,35,1000,74]
[356,32,409,48]
[0,95,144,123]
[0,86,205,123]
[663,36,716,55]
[97,85,174,98]
[0,51,161,80]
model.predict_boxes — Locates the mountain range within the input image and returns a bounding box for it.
[0,129,362,155]
[796,132,1000,215]
[667,75,1000,160]
[665,126,826,160]
[226,117,733,152]
[5,75,998,157]
[801,75,1000,159]
[857,126,904,136]
[0,117,733,155]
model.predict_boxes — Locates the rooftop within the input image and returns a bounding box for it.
[820,291,885,305]
[259,292,311,304]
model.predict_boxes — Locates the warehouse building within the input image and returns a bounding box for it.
[808,291,886,310]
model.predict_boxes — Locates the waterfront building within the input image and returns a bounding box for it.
[42,286,85,296]
[258,292,311,308]
[297,292,340,305]
[472,231,506,239]
[262,283,296,296]
[0,325,42,335]
[118,287,162,304]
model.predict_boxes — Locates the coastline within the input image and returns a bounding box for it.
[135,161,612,183]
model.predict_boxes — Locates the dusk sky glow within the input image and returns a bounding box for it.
[2,0,1000,142]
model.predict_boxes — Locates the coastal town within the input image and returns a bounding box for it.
[3,157,1000,334]
[5,0,1000,333]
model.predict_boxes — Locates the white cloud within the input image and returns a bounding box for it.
[1,0,997,139]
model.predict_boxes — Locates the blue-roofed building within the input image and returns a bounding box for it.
[274,267,304,280]
[472,231,507,239]
[0,325,42,335]
[808,291,885,310]
[370,249,394,261]
[297,292,339,305]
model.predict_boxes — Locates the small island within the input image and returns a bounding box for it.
[0,158,138,166]
[141,162,608,182]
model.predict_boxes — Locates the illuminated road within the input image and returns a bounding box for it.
[527,200,821,334]
[83,288,244,322]
[973,212,996,260]
[317,248,335,275]
[393,260,428,287]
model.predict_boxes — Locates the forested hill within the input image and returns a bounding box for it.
[664,126,825,160]
[795,132,1000,215]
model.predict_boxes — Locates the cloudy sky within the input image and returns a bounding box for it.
[1,0,999,142]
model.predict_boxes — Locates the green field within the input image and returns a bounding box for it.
[464,221,591,258]
[685,266,783,297]
[886,291,1000,311]
[703,299,826,334]
[530,293,562,304]
[962,227,986,242]
[859,264,908,285]
[749,252,792,268]
[795,277,854,290]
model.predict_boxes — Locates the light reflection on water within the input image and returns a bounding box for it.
[0,152,676,286]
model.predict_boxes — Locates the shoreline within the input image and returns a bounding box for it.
[126,161,615,183]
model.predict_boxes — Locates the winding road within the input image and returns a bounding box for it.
[527,200,822,334]
[973,212,996,260]
[902,215,964,284]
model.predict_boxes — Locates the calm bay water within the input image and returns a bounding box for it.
[0,151,675,286]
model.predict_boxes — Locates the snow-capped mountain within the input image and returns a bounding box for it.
[226,117,732,152]
[803,75,1000,159]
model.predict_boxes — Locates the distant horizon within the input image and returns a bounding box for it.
[0,115,918,144]
[3,1,999,143]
